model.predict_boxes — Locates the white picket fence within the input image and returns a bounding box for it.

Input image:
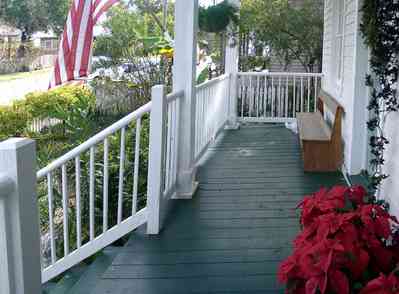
[29,118,61,133]
[237,72,323,122]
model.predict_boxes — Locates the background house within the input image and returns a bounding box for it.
[0,22,21,44]
[0,22,58,73]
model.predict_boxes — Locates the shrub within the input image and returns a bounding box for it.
[22,85,96,120]
[0,104,29,140]
[0,85,97,141]
[278,185,399,294]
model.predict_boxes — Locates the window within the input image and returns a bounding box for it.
[335,0,345,85]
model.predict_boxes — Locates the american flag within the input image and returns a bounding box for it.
[49,0,119,88]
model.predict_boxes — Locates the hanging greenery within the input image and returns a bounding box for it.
[199,0,239,33]
[360,0,399,193]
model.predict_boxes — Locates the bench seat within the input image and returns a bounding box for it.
[297,112,331,142]
[297,90,344,172]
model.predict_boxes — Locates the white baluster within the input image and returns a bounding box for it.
[61,164,69,256]
[75,156,81,248]
[293,76,297,117]
[285,76,289,118]
[300,76,304,112]
[117,128,126,224]
[47,172,56,264]
[256,76,260,117]
[132,119,141,215]
[89,147,95,240]
[271,77,275,118]
[307,76,311,112]
[103,138,109,232]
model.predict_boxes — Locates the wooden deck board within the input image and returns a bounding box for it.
[92,124,345,294]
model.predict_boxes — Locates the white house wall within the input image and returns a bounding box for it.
[381,89,399,217]
[322,0,368,175]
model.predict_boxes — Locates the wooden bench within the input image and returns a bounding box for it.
[297,90,344,172]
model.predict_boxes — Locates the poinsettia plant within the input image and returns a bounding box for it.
[278,185,399,294]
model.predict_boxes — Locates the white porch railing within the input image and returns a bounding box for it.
[0,86,187,290]
[237,72,323,122]
[194,74,231,163]
[36,101,153,283]
[163,90,184,198]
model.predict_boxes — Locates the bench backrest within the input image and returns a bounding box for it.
[316,90,344,143]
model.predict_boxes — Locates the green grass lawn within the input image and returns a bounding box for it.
[0,68,51,82]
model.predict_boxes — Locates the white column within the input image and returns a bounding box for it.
[0,138,41,294]
[173,0,199,199]
[225,0,240,129]
[147,85,167,235]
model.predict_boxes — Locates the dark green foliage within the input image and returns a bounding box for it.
[199,1,239,33]
[1,0,71,38]
[360,0,399,192]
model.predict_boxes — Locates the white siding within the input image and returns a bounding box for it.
[381,86,399,217]
[322,0,368,175]
[323,0,399,218]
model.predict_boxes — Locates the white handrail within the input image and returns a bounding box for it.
[238,72,324,77]
[196,74,230,91]
[166,90,184,103]
[37,102,152,179]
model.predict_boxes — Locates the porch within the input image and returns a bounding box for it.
[61,124,344,294]
[0,69,343,294]
[0,1,344,292]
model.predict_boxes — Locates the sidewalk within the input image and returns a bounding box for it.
[0,69,50,106]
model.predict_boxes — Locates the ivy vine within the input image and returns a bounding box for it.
[360,0,399,193]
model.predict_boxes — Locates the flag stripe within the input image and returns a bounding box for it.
[50,0,119,88]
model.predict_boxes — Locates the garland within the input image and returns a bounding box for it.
[360,0,399,193]
[199,0,239,33]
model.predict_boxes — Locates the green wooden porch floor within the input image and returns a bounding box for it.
[92,124,346,294]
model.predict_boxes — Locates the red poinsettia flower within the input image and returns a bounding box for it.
[298,187,347,227]
[280,185,399,294]
[348,185,368,205]
[360,273,399,294]
[328,269,350,294]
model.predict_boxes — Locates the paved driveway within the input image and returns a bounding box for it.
[0,69,50,106]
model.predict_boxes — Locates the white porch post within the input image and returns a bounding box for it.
[173,0,199,199]
[0,138,41,294]
[147,85,167,235]
[225,0,240,129]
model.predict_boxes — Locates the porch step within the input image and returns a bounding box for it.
[65,246,119,294]
[41,247,119,294]
[42,263,88,294]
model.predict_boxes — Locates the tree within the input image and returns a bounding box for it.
[1,0,47,38]
[94,2,174,60]
[46,0,71,36]
[92,1,175,107]
[240,0,323,72]
[1,0,70,38]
